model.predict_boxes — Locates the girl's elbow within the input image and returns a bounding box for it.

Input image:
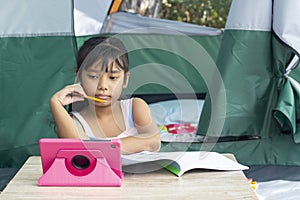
[147,134,161,152]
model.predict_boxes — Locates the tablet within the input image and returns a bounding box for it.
[38,138,123,186]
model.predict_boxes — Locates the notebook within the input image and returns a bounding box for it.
[38,138,123,186]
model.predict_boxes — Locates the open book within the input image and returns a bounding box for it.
[121,151,248,177]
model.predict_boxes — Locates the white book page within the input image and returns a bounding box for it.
[171,151,249,176]
[121,151,248,176]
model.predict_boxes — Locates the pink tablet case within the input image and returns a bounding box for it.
[38,138,123,187]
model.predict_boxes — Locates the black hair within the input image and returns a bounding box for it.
[76,37,129,81]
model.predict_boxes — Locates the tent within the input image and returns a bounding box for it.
[85,0,300,167]
[1,0,300,197]
[1,0,300,165]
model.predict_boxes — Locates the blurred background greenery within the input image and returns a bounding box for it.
[120,0,232,28]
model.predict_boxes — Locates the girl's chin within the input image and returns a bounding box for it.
[94,101,110,106]
[93,99,118,107]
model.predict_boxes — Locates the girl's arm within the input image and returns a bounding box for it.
[120,98,161,154]
[50,84,87,139]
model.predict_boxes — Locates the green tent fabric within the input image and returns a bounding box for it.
[77,33,222,96]
[271,0,300,144]
[273,75,300,143]
[0,1,77,167]
[0,37,76,167]
[198,3,279,139]
[197,0,300,165]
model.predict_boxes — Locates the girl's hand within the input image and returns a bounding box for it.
[51,84,87,106]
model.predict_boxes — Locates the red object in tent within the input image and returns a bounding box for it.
[166,123,197,134]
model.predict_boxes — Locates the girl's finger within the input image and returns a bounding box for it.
[64,84,86,97]
[74,84,87,97]
[71,96,85,102]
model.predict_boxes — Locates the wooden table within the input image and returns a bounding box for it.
[0,156,258,200]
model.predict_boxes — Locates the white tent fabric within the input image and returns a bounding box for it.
[74,0,112,36]
[273,0,300,55]
[0,0,113,37]
[101,12,222,36]
[225,0,271,31]
[0,0,72,36]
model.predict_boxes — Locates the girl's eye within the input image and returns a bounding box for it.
[110,76,119,80]
[88,74,98,79]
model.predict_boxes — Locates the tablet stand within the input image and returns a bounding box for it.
[38,149,123,186]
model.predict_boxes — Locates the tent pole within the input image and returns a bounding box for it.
[109,0,124,14]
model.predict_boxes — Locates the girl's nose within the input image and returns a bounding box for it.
[97,76,108,90]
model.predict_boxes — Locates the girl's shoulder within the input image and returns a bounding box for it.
[120,97,148,108]
[132,97,149,109]
[131,97,152,126]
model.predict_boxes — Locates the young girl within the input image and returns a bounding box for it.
[50,37,161,154]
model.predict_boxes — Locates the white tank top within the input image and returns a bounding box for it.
[71,98,138,139]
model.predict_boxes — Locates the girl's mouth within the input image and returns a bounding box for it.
[95,95,110,100]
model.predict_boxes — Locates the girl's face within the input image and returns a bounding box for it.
[80,62,128,107]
